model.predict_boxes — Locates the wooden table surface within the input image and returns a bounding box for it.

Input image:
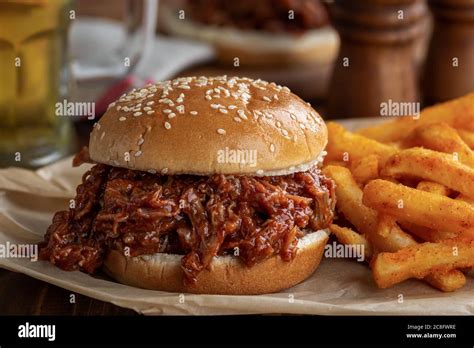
[0,269,136,315]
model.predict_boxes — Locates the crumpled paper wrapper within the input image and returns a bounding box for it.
[0,119,473,315]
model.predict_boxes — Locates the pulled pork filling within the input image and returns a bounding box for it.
[40,158,335,284]
[184,0,330,34]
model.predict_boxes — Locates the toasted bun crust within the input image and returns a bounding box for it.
[160,4,339,67]
[89,76,328,176]
[103,230,329,295]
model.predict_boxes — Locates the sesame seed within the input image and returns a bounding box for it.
[119,116,126,121]
[138,138,144,146]
[133,112,142,117]
[163,109,172,114]
[134,150,142,157]
[147,110,154,115]
[168,113,176,119]
[276,121,281,128]
[148,169,157,174]
[270,144,276,152]
[190,111,198,115]
[124,151,130,161]
[282,86,291,93]
[217,128,226,135]
[281,129,289,136]
[263,96,271,102]
[228,105,237,110]
[210,104,220,109]
[300,123,306,129]
[100,132,105,140]
[234,117,241,122]
[265,112,273,119]
[273,94,279,100]
[237,110,248,120]
[256,170,264,175]
[219,108,228,114]
[176,97,183,103]
[178,85,190,89]
[143,106,152,111]
[146,101,155,105]
[205,95,212,100]
[116,105,122,111]
[161,168,168,174]
[176,105,185,114]
[164,122,171,129]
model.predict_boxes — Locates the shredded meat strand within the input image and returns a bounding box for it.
[40,159,335,284]
[72,146,94,167]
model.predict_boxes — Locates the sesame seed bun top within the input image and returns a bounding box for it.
[89,76,327,176]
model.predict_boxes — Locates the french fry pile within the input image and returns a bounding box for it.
[323,92,474,292]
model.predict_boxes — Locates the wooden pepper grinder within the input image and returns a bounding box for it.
[423,0,474,104]
[327,0,428,118]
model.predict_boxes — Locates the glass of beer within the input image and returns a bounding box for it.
[0,0,73,168]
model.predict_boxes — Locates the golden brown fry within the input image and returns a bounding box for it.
[398,221,458,242]
[382,147,474,198]
[329,224,373,260]
[357,92,474,142]
[326,122,397,166]
[322,166,410,251]
[416,181,450,196]
[372,215,463,293]
[400,181,456,241]
[322,165,378,235]
[363,179,474,237]
[350,154,379,185]
[324,167,466,291]
[326,95,474,292]
[373,215,416,252]
[405,122,474,168]
[421,269,468,292]
[457,194,474,206]
[322,166,411,252]
[457,129,474,150]
[372,238,474,289]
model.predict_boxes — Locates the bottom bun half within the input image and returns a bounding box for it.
[103,229,329,295]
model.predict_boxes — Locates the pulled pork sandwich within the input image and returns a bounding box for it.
[40,76,335,295]
[159,0,338,67]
